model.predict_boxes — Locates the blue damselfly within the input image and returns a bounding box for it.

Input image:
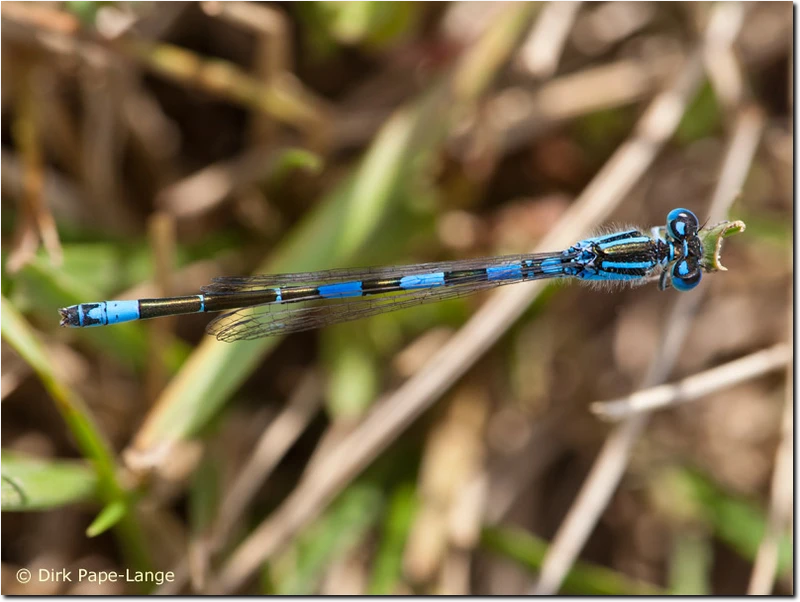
[59,209,742,342]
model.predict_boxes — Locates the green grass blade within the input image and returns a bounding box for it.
[1,296,152,574]
[2,296,120,491]
[481,525,666,595]
[1,451,98,510]
[680,469,793,576]
[87,500,127,537]
[669,529,712,595]
[367,482,417,594]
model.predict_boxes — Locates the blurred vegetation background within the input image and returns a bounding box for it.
[1,1,792,595]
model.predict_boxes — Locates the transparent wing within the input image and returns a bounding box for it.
[206,272,536,342]
[200,252,565,293]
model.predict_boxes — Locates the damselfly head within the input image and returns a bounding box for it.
[664,208,704,292]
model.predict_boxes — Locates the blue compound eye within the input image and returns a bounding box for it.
[671,258,702,291]
[666,208,699,240]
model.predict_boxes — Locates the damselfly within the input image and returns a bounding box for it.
[60,209,741,342]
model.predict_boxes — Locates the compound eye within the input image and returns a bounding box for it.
[666,208,699,240]
[671,257,702,291]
